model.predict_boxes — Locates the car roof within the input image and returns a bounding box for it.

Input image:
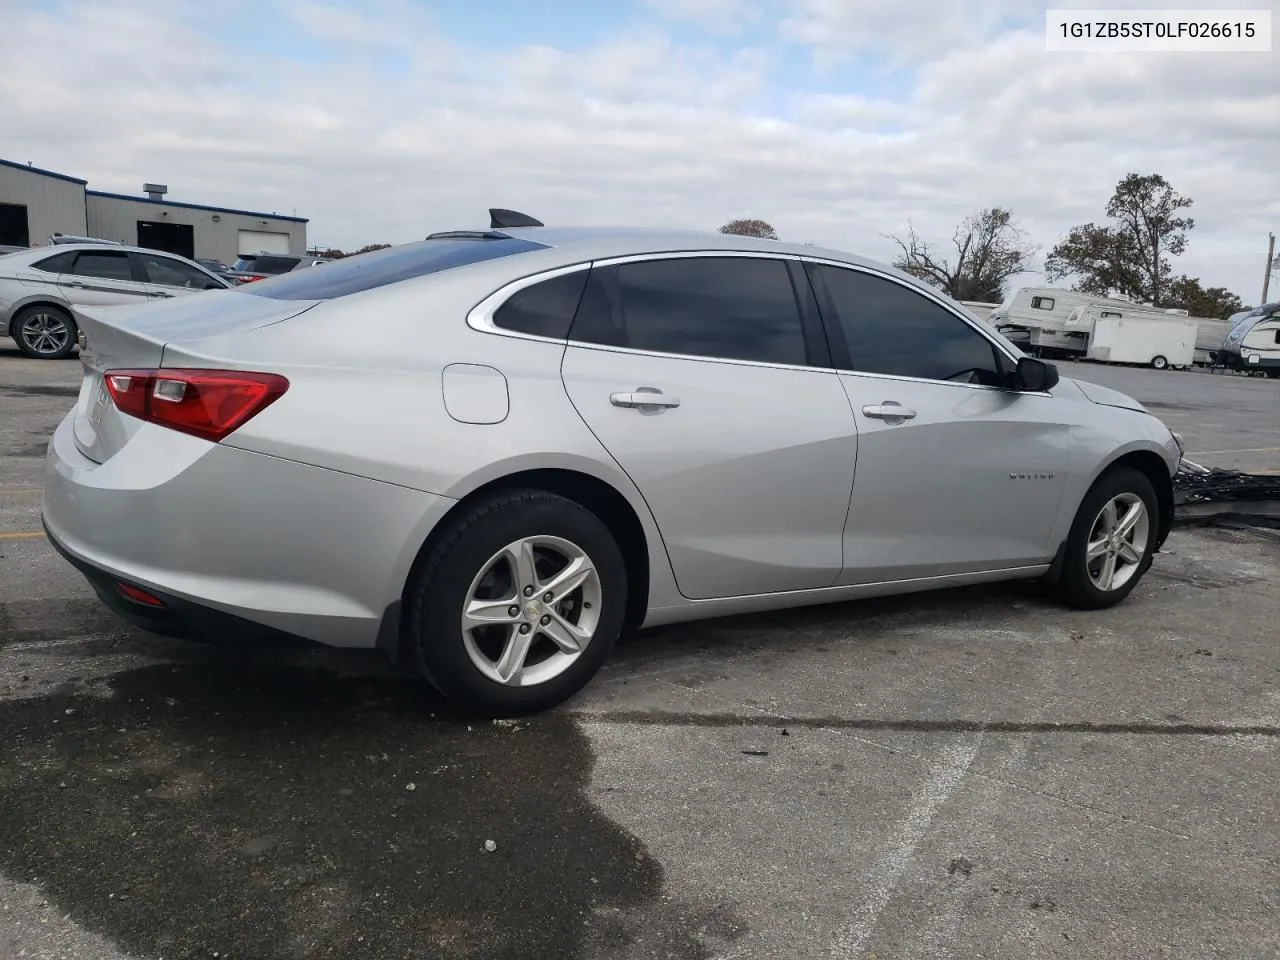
[17,243,200,258]
[470,225,893,275]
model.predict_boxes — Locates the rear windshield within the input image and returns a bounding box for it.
[240,236,548,301]
[234,255,298,274]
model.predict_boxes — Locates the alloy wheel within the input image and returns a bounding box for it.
[1085,493,1150,592]
[19,311,71,356]
[460,535,602,687]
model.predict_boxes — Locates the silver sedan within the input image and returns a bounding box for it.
[42,219,1182,716]
[1,243,231,359]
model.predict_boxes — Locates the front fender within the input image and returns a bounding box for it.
[1048,415,1180,554]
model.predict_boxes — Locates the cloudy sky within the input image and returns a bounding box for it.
[3,0,1277,300]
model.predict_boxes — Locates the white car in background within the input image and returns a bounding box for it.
[0,243,233,359]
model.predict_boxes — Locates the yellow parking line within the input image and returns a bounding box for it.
[0,531,46,540]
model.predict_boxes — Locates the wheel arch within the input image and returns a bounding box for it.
[386,467,658,664]
[5,298,74,339]
[1104,450,1175,550]
[1045,446,1175,585]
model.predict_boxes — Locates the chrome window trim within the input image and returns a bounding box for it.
[464,248,1050,391]
[466,250,826,372]
[592,250,803,267]
[466,261,594,346]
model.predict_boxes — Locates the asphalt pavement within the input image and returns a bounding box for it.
[2,346,1278,959]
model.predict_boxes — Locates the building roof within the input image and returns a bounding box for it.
[0,157,89,186]
[85,190,309,224]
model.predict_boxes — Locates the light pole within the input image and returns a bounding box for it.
[1263,232,1276,304]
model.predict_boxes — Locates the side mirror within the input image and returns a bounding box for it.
[205,282,225,290]
[1015,356,1059,392]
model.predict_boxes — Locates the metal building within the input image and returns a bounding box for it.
[1,157,308,264]
[86,187,308,265]
[0,159,88,246]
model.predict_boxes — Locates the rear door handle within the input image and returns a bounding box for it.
[69,281,86,289]
[610,389,681,410]
[151,291,173,298]
[862,403,917,421]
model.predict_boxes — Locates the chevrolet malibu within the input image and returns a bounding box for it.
[42,219,1183,716]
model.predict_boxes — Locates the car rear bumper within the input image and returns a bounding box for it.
[44,522,317,647]
[42,411,454,649]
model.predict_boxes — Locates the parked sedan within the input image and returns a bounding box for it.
[0,244,232,358]
[227,253,331,284]
[43,220,1182,716]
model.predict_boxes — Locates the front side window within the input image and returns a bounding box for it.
[493,270,589,338]
[138,253,219,289]
[569,256,809,366]
[812,264,1003,384]
[69,250,133,282]
[1031,296,1055,310]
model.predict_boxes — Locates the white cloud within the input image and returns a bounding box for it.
[0,0,1275,300]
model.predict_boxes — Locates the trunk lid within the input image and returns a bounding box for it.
[71,290,319,463]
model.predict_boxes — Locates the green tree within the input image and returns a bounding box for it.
[1165,276,1245,319]
[1046,173,1194,307]
[718,218,778,240]
[887,208,1035,302]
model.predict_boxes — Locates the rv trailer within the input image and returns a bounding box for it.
[1217,304,1280,376]
[992,286,1232,364]
[986,287,1132,357]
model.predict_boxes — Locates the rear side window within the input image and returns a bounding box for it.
[30,251,76,273]
[569,256,808,366]
[242,237,548,301]
[70,250,133,282]
[493,271,589,338]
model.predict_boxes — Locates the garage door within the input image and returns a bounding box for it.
[237,229,290,256]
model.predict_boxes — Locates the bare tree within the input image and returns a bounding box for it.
[718,218,778,240]
[886,208,1035,302]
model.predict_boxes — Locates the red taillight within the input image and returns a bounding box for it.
[102,368,289,442]
[239,274,267,283]
[117,582,165,607]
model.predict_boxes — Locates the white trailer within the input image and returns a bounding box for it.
[987,287,1135,356]
[1084,314,1197,369]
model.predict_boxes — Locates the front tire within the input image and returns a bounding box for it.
[405,490,628,717]
[1053,467,1159,610]
[1150,355,1168,370]
[13,304,77,359]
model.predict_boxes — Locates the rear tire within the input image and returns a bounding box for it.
[13,305,77,359]
[1150,355,1168,370]
[405,490,628,717]
[1053,467,1159,610]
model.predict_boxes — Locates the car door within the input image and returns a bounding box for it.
[134,251,228,299]
[805,261,1071,586]
[560,253,858,600]
[54,249,152,308]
